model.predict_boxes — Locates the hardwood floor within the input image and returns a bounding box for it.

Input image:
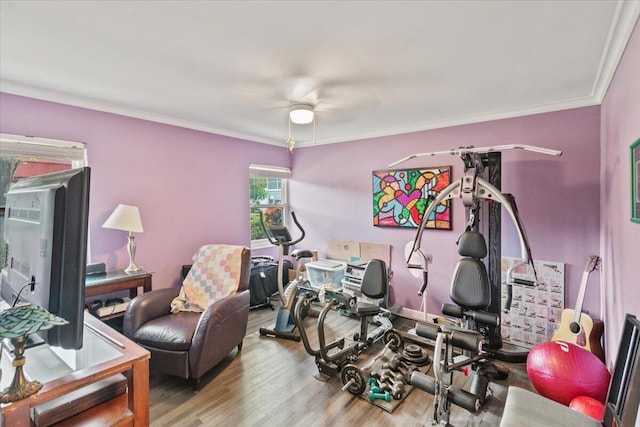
[148,302,535,426]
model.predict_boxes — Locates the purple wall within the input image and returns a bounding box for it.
[0,93,290,292]
[0,93,603,323]
[600,19,640,365]
[291,107,601,319]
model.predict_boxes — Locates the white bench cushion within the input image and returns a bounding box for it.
[500,386,601,427]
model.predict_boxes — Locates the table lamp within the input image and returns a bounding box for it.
[0,305,68,403]
[103,204,144,273]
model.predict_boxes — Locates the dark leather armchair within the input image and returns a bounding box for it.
[123,246,251,390]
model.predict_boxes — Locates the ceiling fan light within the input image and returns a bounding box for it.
[289,104,314,124]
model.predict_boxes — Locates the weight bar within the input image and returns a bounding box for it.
[441,303,499,327]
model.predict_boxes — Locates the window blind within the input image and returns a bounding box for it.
[1,133,86,164]
[249,164,291,178]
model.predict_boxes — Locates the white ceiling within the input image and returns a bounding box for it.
[1,1,639,148]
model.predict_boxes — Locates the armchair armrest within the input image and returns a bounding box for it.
[123,287,180,338]
[189,289,250,378]
[194,289,250,343]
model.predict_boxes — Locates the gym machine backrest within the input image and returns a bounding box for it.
[442,231,500,338]
[352,259,388,315]
[448,231,491,310]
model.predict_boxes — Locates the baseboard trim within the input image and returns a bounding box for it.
[392,307,439,323]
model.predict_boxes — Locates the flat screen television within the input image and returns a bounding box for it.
[1,166,90,349]
[604,313,640,427]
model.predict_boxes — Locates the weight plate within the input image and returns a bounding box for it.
[341,364,366,395]
[383,329,404,352]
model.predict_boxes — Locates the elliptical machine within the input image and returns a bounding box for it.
[258,211,314,342]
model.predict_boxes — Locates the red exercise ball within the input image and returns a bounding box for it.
[570,395,605,421]
[526,340,610,406]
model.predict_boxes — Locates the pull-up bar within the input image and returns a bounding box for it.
[388,144,562,168]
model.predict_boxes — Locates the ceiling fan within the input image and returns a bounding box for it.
[238,76,380,150]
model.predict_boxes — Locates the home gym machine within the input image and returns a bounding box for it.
[390,144,562,356]
[387,144,562,424]
[294,258,394,382]
[258,211,315,341]
[382,230,509,424]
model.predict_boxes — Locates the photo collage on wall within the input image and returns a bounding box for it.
[501,257,565,348]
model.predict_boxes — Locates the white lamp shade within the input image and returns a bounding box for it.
[289,105,314,124]
[102,204,144,233]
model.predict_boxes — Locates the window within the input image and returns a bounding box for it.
[0,133,87,268]
[249,164,291,249]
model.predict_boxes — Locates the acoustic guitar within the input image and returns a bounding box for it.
[552,255,605,361]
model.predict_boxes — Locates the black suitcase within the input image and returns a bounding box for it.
[249,258,292,309]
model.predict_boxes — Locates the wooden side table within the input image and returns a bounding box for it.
[85,270,152,299]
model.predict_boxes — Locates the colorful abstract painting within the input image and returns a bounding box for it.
[372,166,452,229]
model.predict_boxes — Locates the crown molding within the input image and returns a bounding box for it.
[0,80,282,146]
[294,95,601,148]
[591,0,640,102]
